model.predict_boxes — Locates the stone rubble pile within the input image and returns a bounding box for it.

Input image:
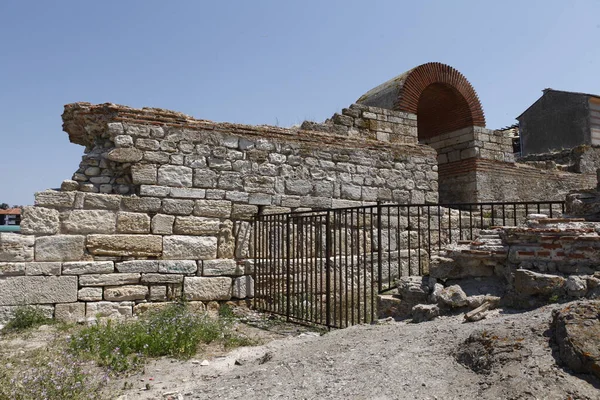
[382,215,600,322]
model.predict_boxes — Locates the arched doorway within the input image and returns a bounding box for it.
[356,62,487,202]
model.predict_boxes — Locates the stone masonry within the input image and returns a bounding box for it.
[0,101,438,324]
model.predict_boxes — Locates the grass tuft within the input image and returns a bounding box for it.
[0,350,107,400]
[70,303,252,373]
[1,306,53,334]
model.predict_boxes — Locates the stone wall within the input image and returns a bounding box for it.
[517,145,600,174]
[0,102,438,324]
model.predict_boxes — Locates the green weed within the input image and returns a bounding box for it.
[70,303,251,373]
[1,306,53,334]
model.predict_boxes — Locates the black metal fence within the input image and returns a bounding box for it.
[253,200,565,328]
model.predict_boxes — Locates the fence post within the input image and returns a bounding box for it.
[252,217,257,310]
[285,215,291,322]
[325,210,332,328]
[376,201,382,293]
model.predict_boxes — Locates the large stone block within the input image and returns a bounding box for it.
[193,200,232,218]
[514,269,566,296]
[158,165,193,187]
[78,287,103,301]
[20,206,60,235]
[86,301,133,319]
[83,193,122,210]
[202,259,243,276]
[184,276,232,301]
[55,303,86,323]
[0,276,78,305]
[25,262,61,276]
[116,212,151,233]
[231,204,258,220]
[106,148,143,163]
[35,235,85,262]
[62,261,114,275]
[162,236,217,259]
[131,164,158,185]
[116,260,159,273]
[173,216,220,235]
[0,233,34,262]
[104,285,149,301]
[232,275,254,299]
[151,214,174,234]
[158,260,198,274]
[121,197,162,213]
[140,273,184,284]
[87,234,162,257]
[170,187,206,199]
[79,273,141,287]
[0,262,26,276]
[34,190,76,208]
[162,199,194,215]
[62,210,116,234]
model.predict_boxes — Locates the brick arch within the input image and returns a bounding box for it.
[395,62,485,140]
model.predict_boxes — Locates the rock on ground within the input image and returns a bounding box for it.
[553,300,600,379]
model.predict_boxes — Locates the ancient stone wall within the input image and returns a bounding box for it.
[0,102,438,323]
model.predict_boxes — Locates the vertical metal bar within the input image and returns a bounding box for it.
[479,204,483,230]
[356,211,361,324]
[332,211,337,328]
[362,208,367,323]
[537,203,541,214]
[271,215,275,314]
[447,204,452,243]
[377,201,382,293]
[427,206,432,263]
[252,218,256,310]
[285,215,291,320]
[417,206,422,275]
[340,210,344,328]
[325,211,332,328]
[502,204,506,226]
[344,209,349,327]
[491,204,495,227]
[437,205,442,252]
[370,207,375,322]
[407,205,412,275]
[513,203,517,226]
[387,206,391,290]
[397,205,401,278]
[549,202,554,218]
[350,209,355,326]
[458,207,463,240]
[469,204,473,240]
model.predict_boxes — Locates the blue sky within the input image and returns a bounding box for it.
[1,0,600,206]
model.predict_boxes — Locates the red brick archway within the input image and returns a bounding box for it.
[395,63,486,141]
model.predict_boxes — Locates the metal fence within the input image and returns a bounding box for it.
[253,200,565,328]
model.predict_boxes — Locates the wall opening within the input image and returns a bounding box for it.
[417,83,474,142]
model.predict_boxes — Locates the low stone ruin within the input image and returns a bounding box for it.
[382,212,600,323]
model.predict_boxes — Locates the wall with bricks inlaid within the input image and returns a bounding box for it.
[0,101,438,324]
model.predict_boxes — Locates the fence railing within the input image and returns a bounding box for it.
[253,200,565,328]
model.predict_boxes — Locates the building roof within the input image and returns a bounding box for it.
[0,208,21,215]
[516,89,600,120]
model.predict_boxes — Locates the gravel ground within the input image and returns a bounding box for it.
[119,303,600,400]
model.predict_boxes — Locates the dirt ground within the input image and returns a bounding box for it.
[1,303,599,400]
